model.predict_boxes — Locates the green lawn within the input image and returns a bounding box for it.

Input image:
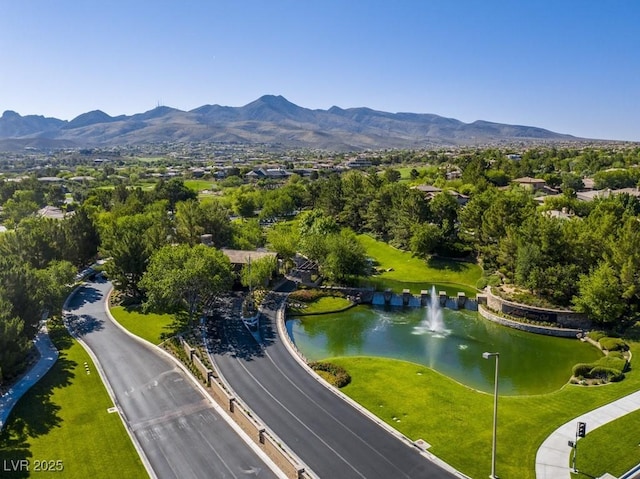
[359,234,482,289]
[571,409,640,478]
[184,179,215,192]
[0,318,145,478]
[109,306,181,345]
[289,296,352,315]
[332,342,640,479]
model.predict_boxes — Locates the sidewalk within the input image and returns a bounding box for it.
[0,324,58,430]
[536,389,640,478]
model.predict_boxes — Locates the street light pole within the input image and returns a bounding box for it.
[483,351,500,479]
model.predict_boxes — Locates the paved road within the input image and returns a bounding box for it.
[208,281,462,479]
[65,278,279,479]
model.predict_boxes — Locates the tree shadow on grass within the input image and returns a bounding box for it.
[163,311,191,339]
[623,321,640,341]
[0,320,76,478]
[426,257,466,272]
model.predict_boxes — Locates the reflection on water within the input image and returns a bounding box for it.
[287,305,602,395]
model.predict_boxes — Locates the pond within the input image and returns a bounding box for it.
[287,304,602,395]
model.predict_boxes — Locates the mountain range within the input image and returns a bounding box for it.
[0,95,581,151]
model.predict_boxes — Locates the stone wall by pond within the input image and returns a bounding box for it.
[482,288,592,330]
[478,305,584,338]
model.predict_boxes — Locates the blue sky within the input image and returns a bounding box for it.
[1,1,638,141]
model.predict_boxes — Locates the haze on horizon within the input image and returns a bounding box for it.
[1,1,638,142]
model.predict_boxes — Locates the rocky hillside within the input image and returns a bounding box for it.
[0,95,580,151]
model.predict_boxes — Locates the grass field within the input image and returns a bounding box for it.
[358,234,482,289]
[288,296,352,315]
[0,318,145,478]
[571,408,640,478]
[184,179,215,192]
[331,344,640,479]
[109,306,181,345]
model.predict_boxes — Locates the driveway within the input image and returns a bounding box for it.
[65,278,280,479]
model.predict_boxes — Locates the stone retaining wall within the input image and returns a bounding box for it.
[484,288,591,330]
[478,305,583,338]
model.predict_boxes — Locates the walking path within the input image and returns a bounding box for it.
[0,324,58,430]
[536,389,640,479]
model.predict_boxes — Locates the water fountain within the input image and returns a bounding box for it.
[412,286,446,336]
[425,285,444,333]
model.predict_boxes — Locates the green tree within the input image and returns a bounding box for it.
[201,199,233,247]
[428,191,459,237]
[231,218,264,250]
[410,223,442,257]
[321,229,369,284]
[175,199,205,246]
[100,213,156,299]
[315,174,343,217]
[383,168,401,183]
[64,206,100,267]
[609,216,640,303]
[0,299,29,383]
[153,178,197,211]
[339,171,370,231]
[240,255,278,291]
[36,260,76,315]
[574,262,625,325]
[140,244,233,320]
[2,190,39,226]
[267,223,299,271]
[233,192,256,218]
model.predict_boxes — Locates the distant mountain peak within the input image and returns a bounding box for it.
[2,110,21,119]
[66,110,114,129]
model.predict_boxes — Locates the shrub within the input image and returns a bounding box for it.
[309,361,351,388]
[572,363,594,377]
[587,331,606,342]
[598,355,628,373]
[607,350,624,359]
[599,337,628,352]
[289,289,344,303]
[589,366,624,382]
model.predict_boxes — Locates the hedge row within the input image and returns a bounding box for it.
[572,356,627,383]
[289,289,344,303]
[599,337,628,352]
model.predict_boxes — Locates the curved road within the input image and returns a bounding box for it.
[65,278,279,479]
[208,281,462,479]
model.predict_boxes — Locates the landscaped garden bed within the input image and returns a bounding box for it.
[286,289,352,315]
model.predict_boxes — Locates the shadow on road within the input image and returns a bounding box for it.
[64,313,104,337]
[68,285,104,309]
[207,315,266,360]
